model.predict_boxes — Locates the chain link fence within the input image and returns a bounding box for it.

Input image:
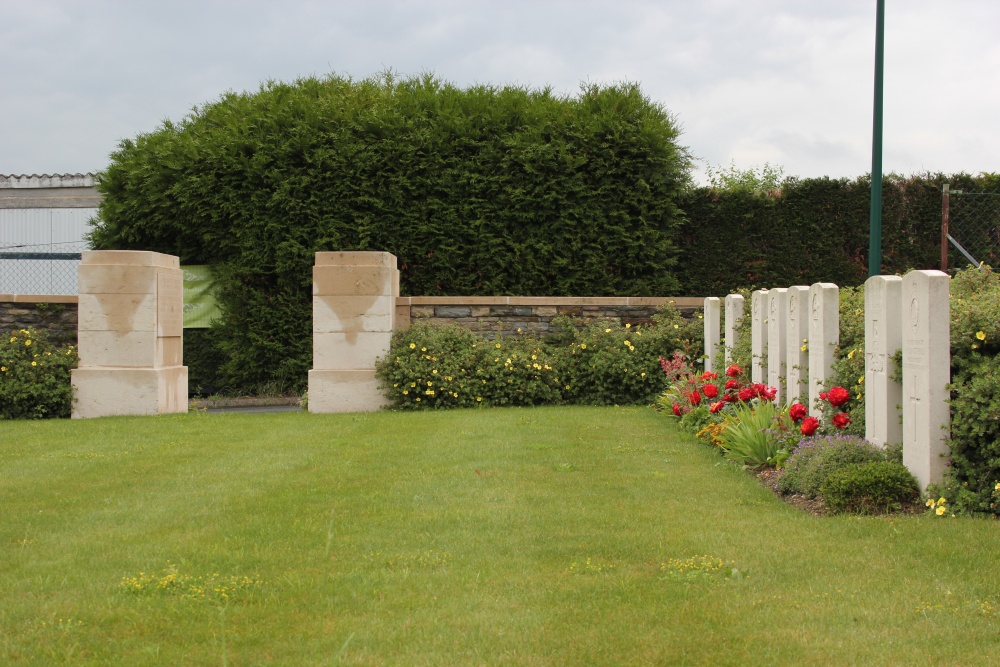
[943,186,1000,271]
[0,240,88,295]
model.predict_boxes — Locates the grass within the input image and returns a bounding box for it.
[2,406,999,665]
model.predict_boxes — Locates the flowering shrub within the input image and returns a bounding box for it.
[0,327,78,419]
[376,307,701,409]
[774,435,885,498]
[938,266,1000,514]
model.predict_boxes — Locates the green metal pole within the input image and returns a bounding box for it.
[868,0,885,277]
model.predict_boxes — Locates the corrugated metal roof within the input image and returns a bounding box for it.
[0,174,98,188]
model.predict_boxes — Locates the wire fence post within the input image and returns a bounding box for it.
[941,183,950,272]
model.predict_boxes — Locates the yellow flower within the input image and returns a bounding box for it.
[673,324,679,329]
[531,355,537,360]
[926,498,936,508]
[625,323,631,328]
[25,340,32,346]
[858,376,865,384]
[415,397,421,402]
[421,347,427,352]
[976,331,986,341]
[641,372,646,378]
[517,327,522,333]
[605,328,611,333]
[580,344,587,350]
[31,361,37,366]
[800,344,808,352]
[409,343,416,349]
[495,343,501,349]
[938,497,947,505]
[624,340,631,346]
[432,369,438,374]
[973,343,979,350]
[402,390,409,395]
[995,482,1000,491]
[410,382,416,388]
[935,506,947,516]
[0,366,6,372]
[847,349,857,359]
[476,397,482,402]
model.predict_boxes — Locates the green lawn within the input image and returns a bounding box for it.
[2,406,999,665]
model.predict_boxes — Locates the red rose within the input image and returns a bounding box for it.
[754,384,777,401]
[789,403,808,422]
[832,412,852,429]
[724,393,738,403]
[826,386,850,407]
[703,383,719,398]
[672,403,682,417]
[688,391,702,406]
[725,379,739,390]
[701,371,718,381]
[819,391,829,402]
[726,365,742,377]
[738,387,755,402]
[800,416,820,436]
[710,401,725,414]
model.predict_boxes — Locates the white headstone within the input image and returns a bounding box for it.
[865,275,902,446]
[751,290,769,383]
[704,297,721,374]
[767,288,789,403]
[724,294,745,366]
[809,283,840,417]
[901,270,951,490]
[785,286,810,404]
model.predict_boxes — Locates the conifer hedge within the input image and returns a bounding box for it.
[673,172,1000,295]
[89,73,690,391]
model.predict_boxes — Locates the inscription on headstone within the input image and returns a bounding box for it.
[785,286,810,403]
[724,294,745,366]
[809,283,839,417]
[751,290,769,383]
[865,276,903,446]
[901,270,950,490]
[704,297,721,374]
[767,288,788,403]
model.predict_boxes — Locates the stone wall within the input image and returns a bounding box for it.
[1,295,705,347]
[396,296,704,338]
[0,295,78,345]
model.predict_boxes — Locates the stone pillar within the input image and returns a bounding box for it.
[308,251,399,413]
[809,283,840,417]
[902,270,951,490]
[71,251,187,418]
[785,286,810,404]
[724,294,745,366]
[766,288,788,403]
[703,297,721,374]
[865,275,903,447]
[751,289,769,383]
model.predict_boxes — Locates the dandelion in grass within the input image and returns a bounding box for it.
[976,331,986,341]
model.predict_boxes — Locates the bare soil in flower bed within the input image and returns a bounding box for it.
[754,468,924,517]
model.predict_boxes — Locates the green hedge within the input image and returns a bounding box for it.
[90,73,690,391]
[674,173,1000,295]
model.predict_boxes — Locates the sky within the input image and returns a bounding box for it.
[2,0,998,183]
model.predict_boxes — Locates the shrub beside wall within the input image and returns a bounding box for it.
[90,73,691,392]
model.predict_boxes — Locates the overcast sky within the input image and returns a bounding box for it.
[3,0,998,183]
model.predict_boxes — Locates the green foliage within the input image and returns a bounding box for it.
[674,173,1000,296]
[938,265,1000,513]
[375,311,698,409]
[704,161,785,194]
[0,327,78,419]
[717,400,792,468]
[776,435,885,498]
[90,73,691,392]
[821,461,920,515]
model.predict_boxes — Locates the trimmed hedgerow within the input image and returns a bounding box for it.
[89,73,691,393]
